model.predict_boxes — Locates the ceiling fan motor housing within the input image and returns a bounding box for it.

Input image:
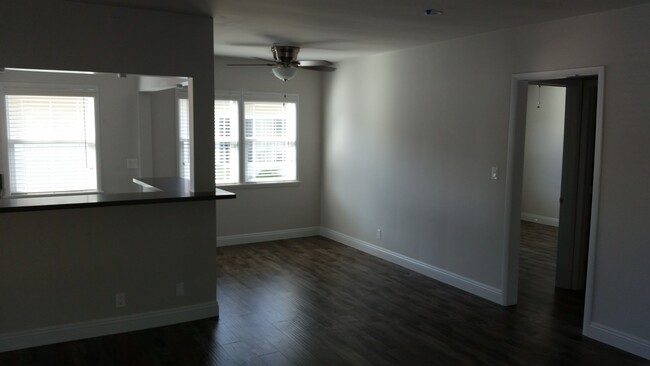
[272,45,300,67]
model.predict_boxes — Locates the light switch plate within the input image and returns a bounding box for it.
[491,167,499,180]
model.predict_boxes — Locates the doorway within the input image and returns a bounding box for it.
[502,67,605,335]
[518,83,567,315]
[522,77,598,290]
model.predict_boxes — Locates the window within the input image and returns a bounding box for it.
[1,87,98,195]
[178,97,190,180]
[244,100,296,182]
[214,92,297,186]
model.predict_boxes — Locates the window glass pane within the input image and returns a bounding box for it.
[11,143,97,193]
[6,95,96,142]
[5,94,98,194]
[215,100,239,184]
[244,101,296,182]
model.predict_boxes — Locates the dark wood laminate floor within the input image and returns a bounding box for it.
[2,224,648,365]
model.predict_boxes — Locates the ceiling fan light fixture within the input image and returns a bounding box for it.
[272,66,298,81]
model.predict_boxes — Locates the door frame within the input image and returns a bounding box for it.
[501,66,605,334]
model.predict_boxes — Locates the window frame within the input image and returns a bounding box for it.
[215,91,299,189]
[0,83,102,197]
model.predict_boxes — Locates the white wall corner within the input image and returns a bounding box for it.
[216,227,321,247]
[319,227,503,304]
[0,302,218,353]
[520,212,560,227]
[584,322,650,360]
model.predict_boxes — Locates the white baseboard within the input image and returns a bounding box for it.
[521,212,559,227]
[0,302,219,353]
[320,227,503,304]
[584,322,650,360]
[217,226,321,247]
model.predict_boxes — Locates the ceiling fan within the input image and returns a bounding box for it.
[227,45,336,81]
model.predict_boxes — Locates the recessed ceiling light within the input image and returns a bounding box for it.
[424,9,443,16]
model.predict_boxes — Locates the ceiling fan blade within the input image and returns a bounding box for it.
[298,65,337,72]
[254,57,276,63]
[298,60,334,67]
[226,63,276,67]
[296,60,336,72]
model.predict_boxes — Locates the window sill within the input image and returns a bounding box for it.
[216,181,300,190]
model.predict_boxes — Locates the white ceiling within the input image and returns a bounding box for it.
[74,0,650,62]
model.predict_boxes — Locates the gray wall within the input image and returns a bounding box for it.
[149,88,180,177]
[322,2,650,348]
[0,202,215,332]
[137,86,187,179]
[0,0,216,342]
[214,56,322,237]
[521,85,565,225]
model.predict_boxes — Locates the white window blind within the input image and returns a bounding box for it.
[244,101,296,182]
[4,93,98,194]
[178,98,190,180]
[214,99,239,184]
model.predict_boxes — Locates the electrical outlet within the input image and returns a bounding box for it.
[115,293,126,308]
[176,282,185,297]
[377,229,382,240]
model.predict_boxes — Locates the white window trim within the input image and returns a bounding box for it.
[215,90,300,189]
[0,82,102,197]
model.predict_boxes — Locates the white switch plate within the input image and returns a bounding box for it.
[491,167,499,180]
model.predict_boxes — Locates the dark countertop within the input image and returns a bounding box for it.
[0,177,235,213]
